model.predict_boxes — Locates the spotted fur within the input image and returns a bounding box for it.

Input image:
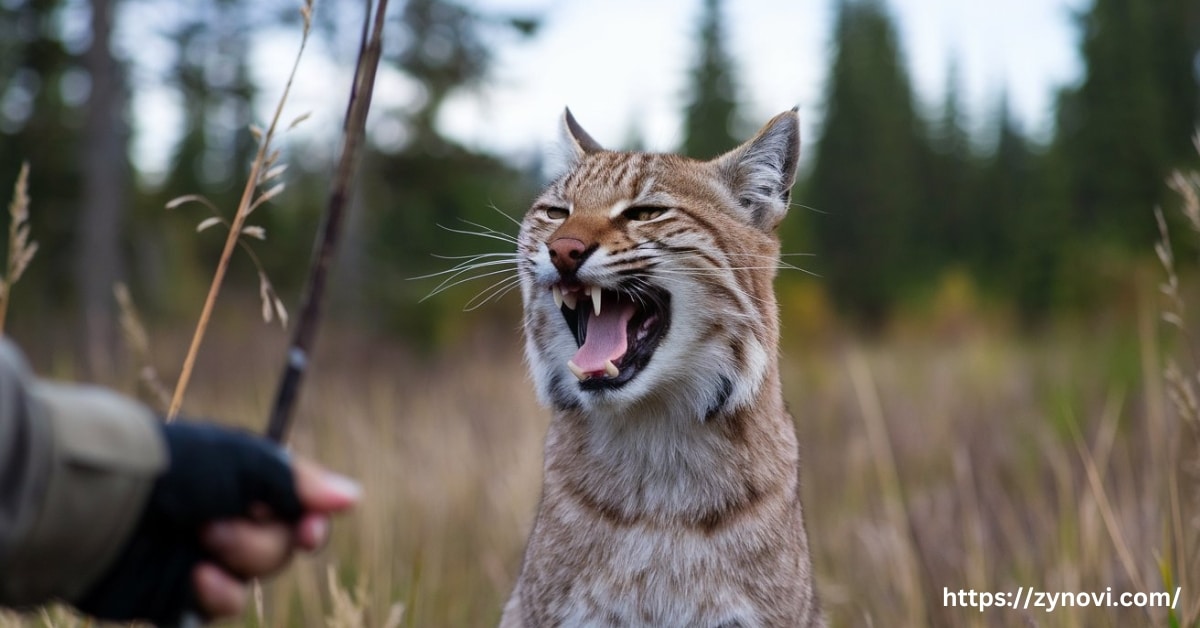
[501,109,823,627]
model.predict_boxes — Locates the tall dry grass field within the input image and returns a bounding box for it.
[12,286,1192,627]
[0,281,1194,628]
[3,161,1199,626]
[263,299,1195,628]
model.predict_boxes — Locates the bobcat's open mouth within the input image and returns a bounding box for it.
[550,282,670,390]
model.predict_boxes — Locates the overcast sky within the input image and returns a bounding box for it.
[129,0,1088,175]
[434,0,1087,160]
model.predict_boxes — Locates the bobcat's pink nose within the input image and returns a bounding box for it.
[549,237,587,276]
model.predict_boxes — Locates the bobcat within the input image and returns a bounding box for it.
[500,109,823,627]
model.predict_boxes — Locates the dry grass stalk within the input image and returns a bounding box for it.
[1154,133,1200,625]
[164,0,314,419]
[845,350,928,626]
[0,162,38,335]
[252,580,265,627]
[1070,403,1149,597]
[114,283,172,411]
[325,566,405,628]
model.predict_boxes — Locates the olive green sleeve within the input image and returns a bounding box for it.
[0,340,166,607]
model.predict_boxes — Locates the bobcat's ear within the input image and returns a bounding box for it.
[562,107,604,164]
[712,108,800,231]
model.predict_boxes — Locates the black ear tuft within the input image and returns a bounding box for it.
[712,109,801,231]
[563,108,605,162]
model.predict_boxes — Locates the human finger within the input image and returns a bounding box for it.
[192,563,246,620]
[292,457,361,514]
[202,519,294,578]
[294,513,331,551]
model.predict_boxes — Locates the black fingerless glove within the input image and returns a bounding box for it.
[75,421,303,625]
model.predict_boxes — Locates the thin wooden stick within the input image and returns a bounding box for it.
[266,0,388,442]
[168,3,382,626]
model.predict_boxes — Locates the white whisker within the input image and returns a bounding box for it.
[487,203,524,228]
[790,202,827,214]
[422,267,519,301]
[431,252,518,261]
[458,218,520,243]
[438,223,519,245]
[409,258,518,281]
[465,275,523,311]
[657,250,820,277]
[655,266,816,276]
[654,266,776,309]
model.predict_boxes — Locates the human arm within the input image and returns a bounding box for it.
[0,338,164,607]
[0,339,360,623]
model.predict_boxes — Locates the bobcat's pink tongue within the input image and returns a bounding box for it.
[571,299,636,375]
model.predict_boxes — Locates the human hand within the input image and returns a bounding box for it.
[191,458,359,617]
[74,421,360,625]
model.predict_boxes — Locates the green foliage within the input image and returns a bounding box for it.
[358,0,538,345]
[367,146,531,348]
[679,0,741,159]
[393,0,497,152]
[1,0,1197,340]
[802,0,930,326]
[152,1,262,293]
[795,0,1198,327]
[925,64,973,267]
[0,0,85,316]
[1056,0,1200,247]
[973,98,1072,322]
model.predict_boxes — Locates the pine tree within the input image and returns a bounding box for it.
[679,0,740,159]
[0,0,86,313]
[394,0,494,153]
[368,0,539,341]
[162,1,259,209]
[927,62,974,265]
[1056,0,1200,247]
[135,1,264,313]
[77,0,131,376]
[804,0,929,324]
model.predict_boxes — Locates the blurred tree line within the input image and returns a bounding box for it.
[0,0,539,362]
[0,0,1197,361]
[795,0,1200,328]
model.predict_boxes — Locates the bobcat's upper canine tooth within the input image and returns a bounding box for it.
[552,284,563,309]
[562,291,577,310]
[604,360,619,378]
[591,285,602,316]
[567,360,588,381]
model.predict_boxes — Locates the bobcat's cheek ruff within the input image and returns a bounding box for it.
[549,280,671,390]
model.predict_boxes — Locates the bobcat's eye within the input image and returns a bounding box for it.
[545,207,569,220]
[622,206,666,222]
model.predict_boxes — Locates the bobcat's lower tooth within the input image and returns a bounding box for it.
[552,284,563,309]
[567,360,588,381]
[562,291,577,310]
[591,285,602,315]
[604,360,619,378]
